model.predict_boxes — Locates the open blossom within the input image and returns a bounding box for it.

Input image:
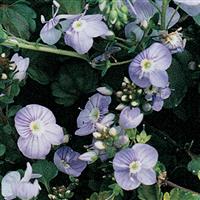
[40,0,62,45]
[119,107,143,129]
[61,14,109,54]
[54,146,87,177]
[129,43,172,88]
[113,143,158,190]
[145,86,171,111]
[173,0,200,16]
[10,53,29,81]
[75,93,114,136]
[15,104,64,159]
[1,162,41,200]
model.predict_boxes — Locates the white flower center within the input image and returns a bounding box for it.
[129,161,141,174]
[141,59,153,71]
[89,107,100,122]
[30,120,44,135]
[61,160,70,168]
[72,20,86,32]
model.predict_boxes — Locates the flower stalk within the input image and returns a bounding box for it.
[0,37,90,62]
[161,0,170,30]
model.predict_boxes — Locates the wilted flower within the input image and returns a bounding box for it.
[54,146,87,177]
[173,0,200,16]
[161,29,186,54]
[40,0,62,45]
[15,104,64,159]
[1,162,41,200]
[61,14,109,54]
[129,43,172,88]
[119,107,143,129]
[113,143,158,190]
[10,53,29,81]
[75,93,114,136]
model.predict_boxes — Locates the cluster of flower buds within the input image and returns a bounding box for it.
[0,53,11,81]
[99,0,129,29]
[116,77,171,112]
[48,186,74,200]
[116,77,143,110]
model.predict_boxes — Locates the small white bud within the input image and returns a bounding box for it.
[93,132,102,138]
[96,123,107,132]
[123,77,130,84]
[94,141,106,150]
[121,95,128,102]
[41,15,46,23]
[97,86,113,96]
[1,73,7,80]
[116,91,123,98]
[79,151,98,162]
[131,101,139,107]
[122,82,126,87]
[63,134,70,143]
[109,127,118,136]
[1,53,6,58]
[115,103,126,111]
[141,20,148,29]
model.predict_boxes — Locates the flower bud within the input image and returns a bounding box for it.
[1,73,7,80]
[93,132,102,138]
[142,103,152,112]
[9,63,16,70]
[1,53,6,58]
[116,91,123,98]
[63,134,70,143]
[115,103,126,111]
[97,86,113,96]
[96,123,107,132]
[94,141,106,150]
[109,127,118,136]
[79,151,98,163]
[121,95,128,102]
[123,77,130,84]
[131,100,139,107]
[109,9,118,24]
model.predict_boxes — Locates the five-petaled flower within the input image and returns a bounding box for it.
[15,104,64,159]
[113,143,158,190]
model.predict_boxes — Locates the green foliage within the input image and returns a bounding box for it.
[32,160,58,192]
[89,191,113,200]
[0,144,6,156]
[28,67,50,85]
[0,0,36,39]
[193,15,200,26]
[57,0,85,14]
[138,185,163,200]
[51,63,98,106]
[164,59,188,108]
[188,156,200,179]
[167,188,200,200]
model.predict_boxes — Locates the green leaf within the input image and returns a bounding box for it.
[7,105,22,117]
[89,191,113,200]
[51,63,98,107]
[0,1,36,39]
[164,59,188,108]
[0,144,6,156]
[0,25,8,42]
[28,67,50,85]
[187,156,200,177]
[138,185,163,200]
[57,0,85,14]
[193,15,200,26]
[169,188,200,200]
[32,160,58,192]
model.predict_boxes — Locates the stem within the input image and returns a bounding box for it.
[110,59,132,66]
[0,37,89,62]
[161,0,170,30]
[165,180,200,196]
